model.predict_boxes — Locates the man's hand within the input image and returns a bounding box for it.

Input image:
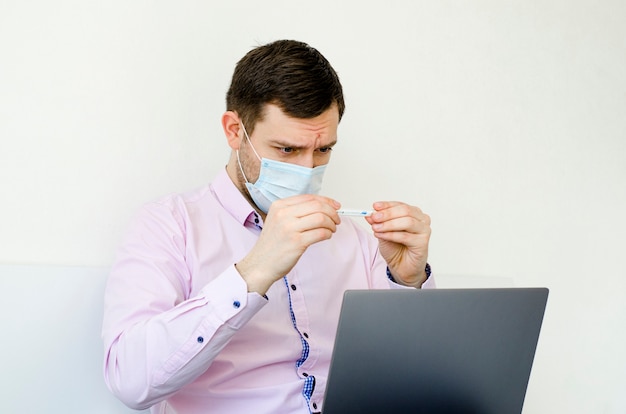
[236,194,341,295]
[365,201,431,288]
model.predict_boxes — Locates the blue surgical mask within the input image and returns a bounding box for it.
[236,123,327,213]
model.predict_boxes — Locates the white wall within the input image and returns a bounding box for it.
[1,1,625,413]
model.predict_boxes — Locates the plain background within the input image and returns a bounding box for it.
[1,1,624,413]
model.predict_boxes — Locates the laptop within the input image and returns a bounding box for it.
[322,288,549,414]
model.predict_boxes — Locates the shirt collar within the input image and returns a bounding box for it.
[211,168,263,227]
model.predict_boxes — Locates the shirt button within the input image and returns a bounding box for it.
[233,300,241,308]
[197,336,204,343]
[303,332,309,338]
[290,284,297,291]
[313,402,318,410]
[302,372,309,377]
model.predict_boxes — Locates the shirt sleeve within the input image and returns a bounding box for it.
[101,200,267,410]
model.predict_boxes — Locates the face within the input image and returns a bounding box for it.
[227,103,339,193]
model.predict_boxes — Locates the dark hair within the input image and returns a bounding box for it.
[226,40,345,133]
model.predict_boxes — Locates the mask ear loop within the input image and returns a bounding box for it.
[236,149,250,184]
[241,122,262,160]
[236,122,261,184]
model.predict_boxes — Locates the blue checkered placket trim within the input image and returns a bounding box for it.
[283,277,315,407]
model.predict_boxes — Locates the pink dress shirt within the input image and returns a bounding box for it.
[102,168,435,414]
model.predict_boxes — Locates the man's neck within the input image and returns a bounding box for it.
[225,162,267,220]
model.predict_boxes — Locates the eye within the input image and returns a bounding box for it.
[278,147,295,154]
[318,146,333,154]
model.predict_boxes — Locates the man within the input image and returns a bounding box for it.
[102,39,434,414]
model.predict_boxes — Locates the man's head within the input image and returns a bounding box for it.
[223,40,344,215]
[226,39,345,134]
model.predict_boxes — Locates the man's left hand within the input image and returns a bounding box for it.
[364,201,431,288]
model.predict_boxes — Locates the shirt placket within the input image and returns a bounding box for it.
[247,211,319,413]
[284,272,320,412]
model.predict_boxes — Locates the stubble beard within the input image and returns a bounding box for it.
[235,143,264,216]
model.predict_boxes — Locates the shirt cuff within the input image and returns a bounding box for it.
[198,265,268,329]
[386,263,432,286]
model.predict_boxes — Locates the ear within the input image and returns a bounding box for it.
[222,111,243,150]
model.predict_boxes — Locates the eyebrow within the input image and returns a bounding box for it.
[268,139,338,149]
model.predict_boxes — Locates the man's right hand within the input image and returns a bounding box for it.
[235,194,341,295]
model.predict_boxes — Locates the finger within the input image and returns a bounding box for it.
[292,211,339,234]
[371,215,431,236]
[373,200,401,210]
[272,195,341,224]
[298,226,336,246]
[370,202,430,226]
[275,193,341,210]
[372,201,413,213]
[264,212,337,252]
[373,225,431,247]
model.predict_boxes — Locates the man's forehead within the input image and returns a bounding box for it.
[255,104,339,143]
[261,103,339,125]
